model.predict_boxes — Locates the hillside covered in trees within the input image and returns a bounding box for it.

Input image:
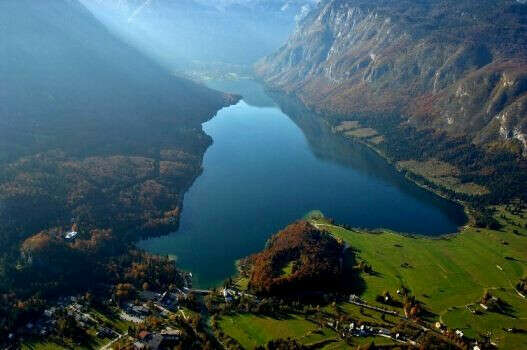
[0,0,237,332]
[244,221,345,296]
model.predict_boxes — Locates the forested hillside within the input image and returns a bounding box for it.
[0,0,236,330]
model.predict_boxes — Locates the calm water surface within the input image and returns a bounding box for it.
[139,80,466,288]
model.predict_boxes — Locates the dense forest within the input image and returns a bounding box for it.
[0,0,237,334]
[245,221,345,296]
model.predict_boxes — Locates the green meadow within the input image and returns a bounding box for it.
[217,313,320,349]
[220,207,527,349]
[315,206,527,349]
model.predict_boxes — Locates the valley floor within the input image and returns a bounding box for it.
[219,206,527,349]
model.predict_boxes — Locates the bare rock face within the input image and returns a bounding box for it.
[256,0,527,156]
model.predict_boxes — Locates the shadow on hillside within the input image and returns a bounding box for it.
[341,247,366,296]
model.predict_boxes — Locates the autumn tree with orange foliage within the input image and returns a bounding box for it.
[247,221,344,296]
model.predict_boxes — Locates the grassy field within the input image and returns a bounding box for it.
[219,207,527,349]
[88,306,133,333]
[217,310,400,349]
[345,128,379,139]
[334,120,360,132]
[397,159,489,196]
[21,341,67,350]
[280,261,295,277]
[313,206,527,349]
[21,336,107,350]
[217,313,319,349]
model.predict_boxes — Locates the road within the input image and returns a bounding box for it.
[99,331,127,350]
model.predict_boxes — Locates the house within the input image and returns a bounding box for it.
[222,288,233,303]
[160,291,178,308]
[131,305,150,316]
[138,330,151,341]
[349,294,361,302]
[378,328,391,336]
[44,307,56,318]
[133,341,146,350]
[139,290,160,302]
[147,334,164,350]
[136,330,176,350]
[161,328,182,340]
[455,329,464,338]
[98,327,113,337]
[65,231,78,240]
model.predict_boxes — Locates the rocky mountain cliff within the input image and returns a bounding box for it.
[256,0,527,156]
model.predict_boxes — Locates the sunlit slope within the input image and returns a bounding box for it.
[79,0,315,66]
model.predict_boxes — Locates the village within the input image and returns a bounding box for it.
[11,222,498,350]
[11,213,523,350]
[9,271,503,350]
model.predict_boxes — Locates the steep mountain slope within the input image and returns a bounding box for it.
[257,0,527,157]
[80,0,318,66]
[0,0,236,274]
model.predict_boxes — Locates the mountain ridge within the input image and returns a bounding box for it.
[256,0,527,157]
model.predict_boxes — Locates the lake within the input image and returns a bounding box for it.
[138,80,466,288]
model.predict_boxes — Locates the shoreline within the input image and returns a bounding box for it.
[260,84,474,235]
[340,134,473,234]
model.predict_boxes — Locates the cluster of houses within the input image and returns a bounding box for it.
[222,288,236,303]
[122,290,181,323]
[133,328,182,350]
[325,318,403,342]
[220,287,258,304]
[7,278,190,349]
[7,296,118,347]
[124,303,150,319]
[141,290,180,309]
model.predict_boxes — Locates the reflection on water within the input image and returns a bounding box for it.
[273,93,466,222]
[139,80,466,288]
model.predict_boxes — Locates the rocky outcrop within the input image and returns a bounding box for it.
[256,0,527,156]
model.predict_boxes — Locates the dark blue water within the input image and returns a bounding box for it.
[138,80,466,288]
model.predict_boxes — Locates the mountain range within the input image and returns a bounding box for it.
[257,0,527,158]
